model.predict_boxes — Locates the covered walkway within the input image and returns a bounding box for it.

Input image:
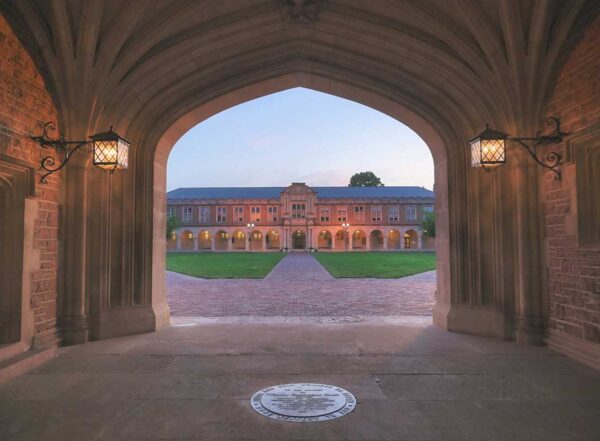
[1,322,598,440]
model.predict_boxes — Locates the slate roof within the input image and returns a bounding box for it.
[167,186,434,200]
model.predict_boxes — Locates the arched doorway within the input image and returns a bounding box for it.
[334,230,346,251]
[180,230,194,251]
[215,231,229,251]
[250,230,263,251]
[318,230,332,249]
[404,229,418,249]
[266,230,280,250]
[387,230,402,250]
[0,161,36,349]
[370,230,384,250]
[292,230,306,250]
[114,73,452,339]
[352,230,366,250]
[6,0,595,347]
[232,231,246,250]
[198,231,211,250]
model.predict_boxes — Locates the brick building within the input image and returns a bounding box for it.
[167,183,435,252]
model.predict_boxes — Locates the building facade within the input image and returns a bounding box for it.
[167,183,435,252]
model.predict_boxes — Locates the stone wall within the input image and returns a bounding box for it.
[0,15,60,345]
[542,15,600,361]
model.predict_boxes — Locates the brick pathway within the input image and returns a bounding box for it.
[167,253,436,317]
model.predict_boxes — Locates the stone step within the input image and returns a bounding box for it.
[0,346,57,384]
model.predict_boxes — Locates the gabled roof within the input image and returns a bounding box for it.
[167,186,434,200]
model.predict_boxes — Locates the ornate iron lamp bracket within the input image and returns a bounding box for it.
[31,122,91,184]
[509,117,569,181]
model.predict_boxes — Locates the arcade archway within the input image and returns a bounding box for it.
[5,0,590,346]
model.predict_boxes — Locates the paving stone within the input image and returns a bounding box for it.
[167,253,436,317]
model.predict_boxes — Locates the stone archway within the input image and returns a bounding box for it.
[387,230,402,250]
[334,230,346,251]
[250,230,263,251]
[352,229,366,250]
[179,230,194,251]
[404,229,418,249]
[370,230,384,250]
[198,231,211,250]
[215,231,229,251]
[318,230,333,250]
[292,230,306,250]
[232,231,246,250]
[4,2,594,345]
[266,230,280,250]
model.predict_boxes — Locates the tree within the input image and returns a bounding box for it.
[420,211,435,238]
[348,171,384,187]
[166,215,179,240]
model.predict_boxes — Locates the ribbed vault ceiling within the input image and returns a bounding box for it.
[1,0,598,150]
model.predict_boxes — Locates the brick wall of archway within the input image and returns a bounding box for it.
[0,16,60,351]
[542,15,600,365]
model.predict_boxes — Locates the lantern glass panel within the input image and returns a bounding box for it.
[480,138,505,166]
[93,138,129,170]
[470,139,482,167]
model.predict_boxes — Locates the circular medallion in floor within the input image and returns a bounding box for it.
[250,383,356,422]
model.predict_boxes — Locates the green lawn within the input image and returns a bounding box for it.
[166,252,285,279]
[313,251,436,278]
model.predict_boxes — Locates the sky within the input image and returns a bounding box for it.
[167,88,434,191]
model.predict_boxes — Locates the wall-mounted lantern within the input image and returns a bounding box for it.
[31,122,130,183]
[468,125,507,170]
[469,117,568,180]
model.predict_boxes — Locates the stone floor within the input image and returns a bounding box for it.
[167,253,436,317]
[1,321,599,440]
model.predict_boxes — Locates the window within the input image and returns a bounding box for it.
[234,206,244,223]
[337,207,347,222]
[371,205,382,222]
[292,203,306,218]
[388,205,400,222]
[216,206,227,223]
[251,206,261,222]
[267,206,278,222]
[183,206,193,223]
[354,205,364,222]
[199,206,210,224]
[423,205,434,213]
[406,205,416,222]
[320,207,330,222]
[167,206,175,218]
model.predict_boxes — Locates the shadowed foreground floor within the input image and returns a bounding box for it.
[1,321,599,440]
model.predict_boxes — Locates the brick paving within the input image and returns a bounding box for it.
[167,253,436,317]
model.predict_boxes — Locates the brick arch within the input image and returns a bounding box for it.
[370,230,384,250]
[198,230,211,250]
[215,230,229,251]
[317,230,333,250]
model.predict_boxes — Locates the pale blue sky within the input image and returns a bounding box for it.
[167,88,433,191]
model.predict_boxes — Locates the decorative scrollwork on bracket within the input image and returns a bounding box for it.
[512,117,570,181]
[31,122,90,184]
